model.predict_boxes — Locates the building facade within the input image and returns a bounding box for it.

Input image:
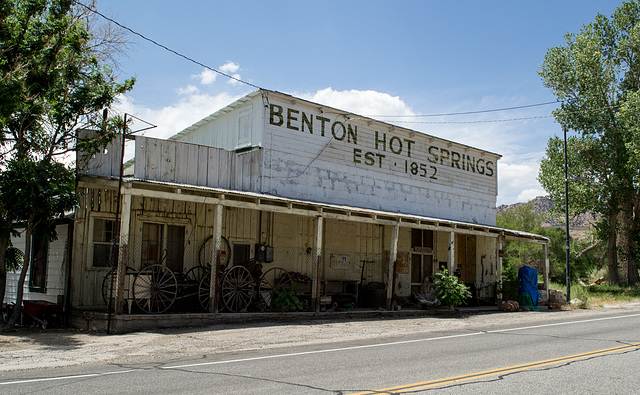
[68,90,548,323]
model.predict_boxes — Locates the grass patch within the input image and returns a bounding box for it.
[549,282,640,309]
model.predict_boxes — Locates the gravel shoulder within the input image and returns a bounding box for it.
[2,302,640,373]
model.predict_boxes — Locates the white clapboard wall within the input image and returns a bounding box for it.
[258,92,500,225]
[133,136,262,191]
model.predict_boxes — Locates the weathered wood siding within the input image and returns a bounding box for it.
[77,131,124,179]
[133,137,262,191]
[260,94,500,225]
[169,95,264,151]
[4,224,69,306]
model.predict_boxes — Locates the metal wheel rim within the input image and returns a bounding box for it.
[221,266,255,312]
[259,267,292,311]
[133,264,177,313]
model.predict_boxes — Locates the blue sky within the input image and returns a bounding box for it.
[100,0,624,205]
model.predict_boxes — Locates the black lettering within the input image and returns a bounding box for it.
[353,148,362,164]
[286,108,299,130]
[477,159,485,175]
[332,121,346,140]
[428,146,439,163]
[364,151,375,166]
[440,149,450,165]
[317,116,330,137]
[375,131,386,151]
[486,161,494,177]
[347,124,357,144]
[451,151,461,169]
[302,112,313,133]
[269,104,283,126]
[390,136,402,155]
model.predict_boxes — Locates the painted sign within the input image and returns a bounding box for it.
[269,104,495,183]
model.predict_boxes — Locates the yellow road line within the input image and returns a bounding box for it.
[351,342,640,394]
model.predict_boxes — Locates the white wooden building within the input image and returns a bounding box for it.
[70,89,549,321]
[3,220,72,325]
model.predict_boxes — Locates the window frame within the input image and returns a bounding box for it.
[88,215,120,270]
[28,232,48,293]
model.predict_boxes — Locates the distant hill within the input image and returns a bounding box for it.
[497,196,596,239]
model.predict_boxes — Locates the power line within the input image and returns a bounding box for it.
[366,101,560,118]
[75,1,263,91]
[73,2,568,125]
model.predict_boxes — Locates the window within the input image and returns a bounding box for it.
[166,225,185,273]
[233,243,250,266]
[142,223,163,267]
[141,222,185,273]
[29,234,48,292]
[91,218,119,268]
[410,229,435,294]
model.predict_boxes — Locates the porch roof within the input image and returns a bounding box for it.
[79,175,549,245]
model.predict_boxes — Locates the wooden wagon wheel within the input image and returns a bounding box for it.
[198,235,231,268]
[101,266,137,306]
[198,272,212,312]
[258,267,292,311]
[184,265,209,284]
[133,264,178,313]
[221,265,255,312]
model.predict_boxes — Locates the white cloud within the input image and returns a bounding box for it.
[113,91,243,142]
[497,158,546,205]
[219,62,240,74]
[177,85,199,96]
[227,73,242,85]
[297,88,416,118]
[193,69,218,85]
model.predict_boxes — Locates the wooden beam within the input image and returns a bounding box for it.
[386,222,400,310]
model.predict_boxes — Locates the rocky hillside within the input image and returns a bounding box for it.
[497,196,596,239]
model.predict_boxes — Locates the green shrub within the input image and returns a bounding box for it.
[433,270,472,308]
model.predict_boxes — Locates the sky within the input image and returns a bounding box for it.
[97,0,625,205]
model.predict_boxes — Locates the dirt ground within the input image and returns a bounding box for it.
[2,302,640,373]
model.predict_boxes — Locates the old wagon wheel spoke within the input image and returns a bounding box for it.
[185,265,208,284]
[259,267,292,311]
[133,264,177,313]
[198,274,211,312]
[101,266,137,306]
[221,266,255,312]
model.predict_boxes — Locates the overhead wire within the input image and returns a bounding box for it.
[74,0,262,91]
[74,1,584,125]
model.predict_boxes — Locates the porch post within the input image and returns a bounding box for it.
[386,221,399,310]
[543,242,550,302]
[496,235,504,302]
[115,191,132,314]
[448,232,455,274]
[312,215,323,312]
[209,203,224,313]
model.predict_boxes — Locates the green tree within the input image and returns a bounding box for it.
[538,1,640,285]
[496,202,599,284]
[0,0,134,326]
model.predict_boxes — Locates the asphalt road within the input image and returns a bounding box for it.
[2,311,640,394]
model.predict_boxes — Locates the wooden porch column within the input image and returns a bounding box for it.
[312,215,323,312]
[115,191,132,314]
[386,222,400,310]
[209,203,224,313]
[496,235,504,302]
[543,242,550,302]
[448,231,455,274]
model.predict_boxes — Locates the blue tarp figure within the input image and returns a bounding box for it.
[518,265,542,311]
